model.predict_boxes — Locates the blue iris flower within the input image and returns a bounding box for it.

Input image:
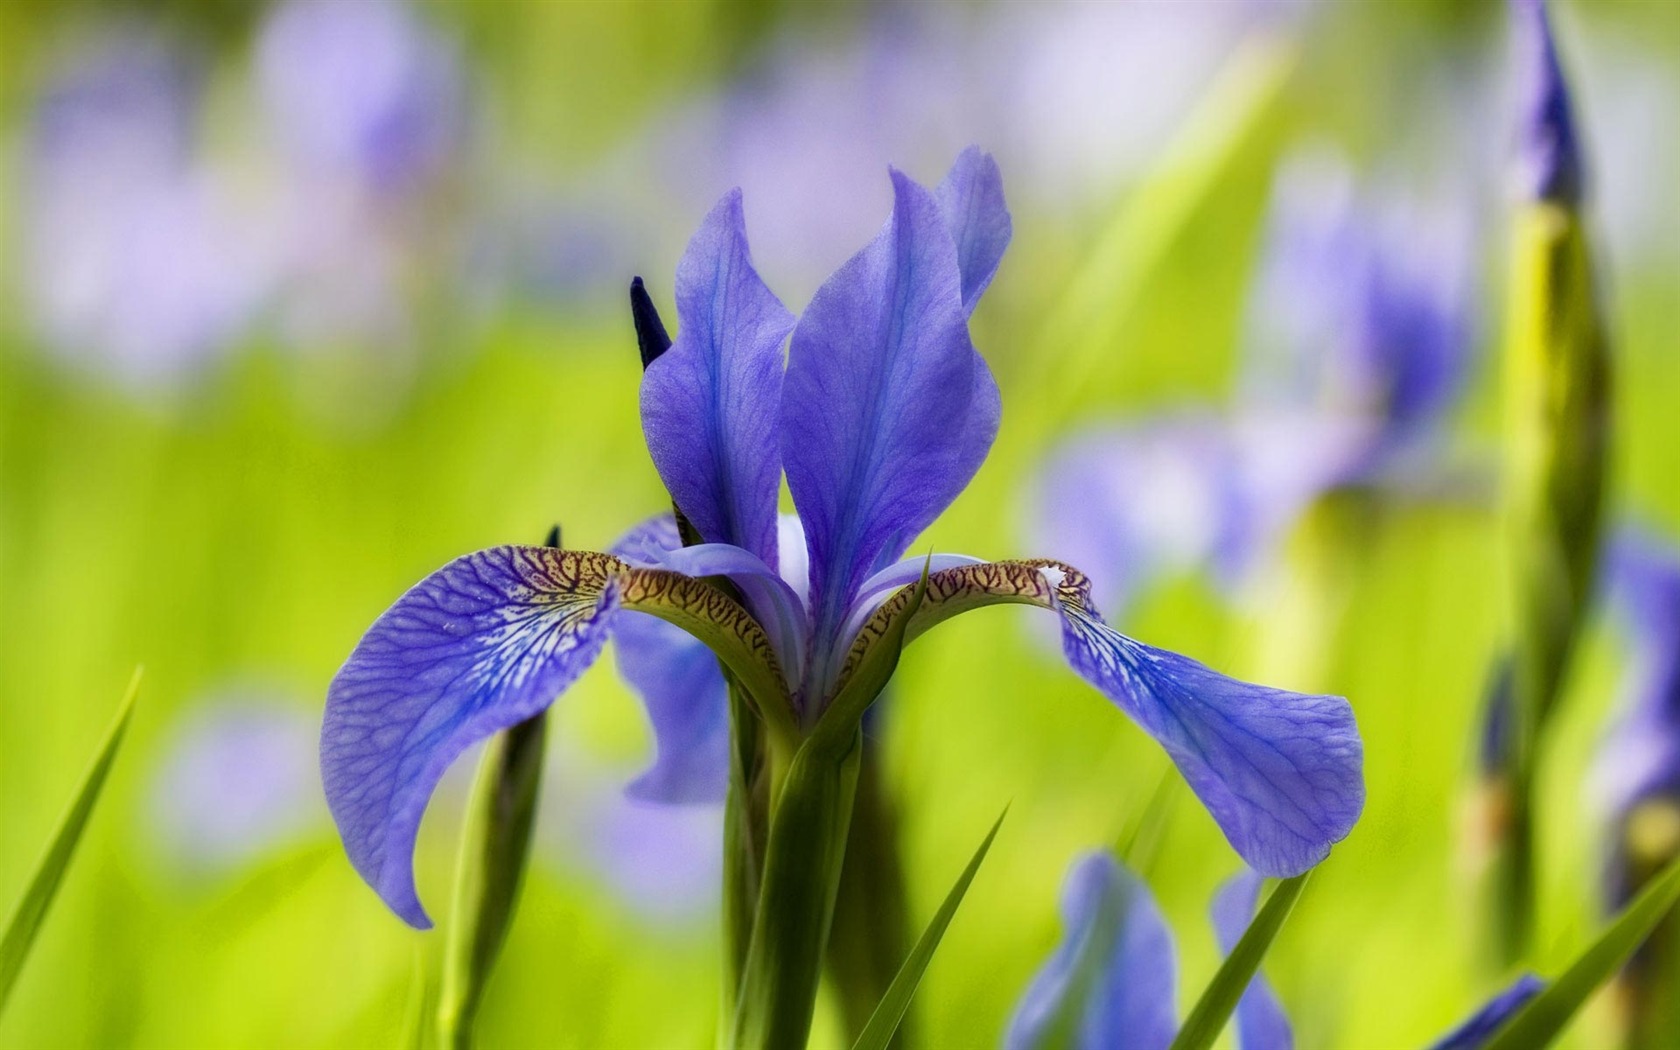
[1036,150,1474,622]
[1595,530,1680,908]
[319,149,1365,928]
[1003,853,1289,1050]
[1008,851,1541,1050]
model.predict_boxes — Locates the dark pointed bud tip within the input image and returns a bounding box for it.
[1514,0,1584,205]
[630,276,674,371]
[544,524,562,549]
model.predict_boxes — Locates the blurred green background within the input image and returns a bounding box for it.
[2,0,1679,1046]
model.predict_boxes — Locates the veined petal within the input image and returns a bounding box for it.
[1428,974,1544,1050]
[840,561,1364,877]
[1210,871,1294,1050]
[935,146,1012,316]
[322,547,624,928]
[783,168,998,655]
[323,546,788,927]
[641,189,794,567]
[611,610,729,804]
[1004,851,1177,1050]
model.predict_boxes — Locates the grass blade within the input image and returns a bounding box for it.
[0,667,141,1014]
[1027,34,1296,418]
[1167,870,1310,1050]
[1483,851,1680,1050]
[850,806,1008,1050]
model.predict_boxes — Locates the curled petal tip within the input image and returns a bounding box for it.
[935,146,1012,314]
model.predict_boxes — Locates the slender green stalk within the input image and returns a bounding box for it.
[1613,799,1680,1048]
[721,678,771,1035]
[731,727,863,1050]
[1026,33,1295,423]
[437,713,548,1049]
[437,528,558,1049]
[0,667,140,1016]
[1492,198,1610,964]
[827,738,914,1048]
[849,808,1008,1050]
[1484,852,1680,1050]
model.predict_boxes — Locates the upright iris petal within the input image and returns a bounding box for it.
[1004,852,1177,1050]
[935,146,1013,315]
[640,189,795,569]
[782,169,999,674]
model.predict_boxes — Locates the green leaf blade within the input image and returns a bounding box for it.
[850,807,1009,1050]
[1484,852,1680,1050]
[0,667,141,1015]
[1167,870,1310,1050]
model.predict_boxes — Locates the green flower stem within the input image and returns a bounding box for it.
[437,711,548,1050]
[730,725,864,1050]
[826,738,914,1049]
[1493,200,1610,964]
[721,679,770,1032]
[1615,800,1680,1048]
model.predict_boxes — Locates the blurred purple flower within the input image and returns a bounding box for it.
[255,0,465,193]
[253,0,470,357]
[1240,152,1476,486]
[1428,974,1544,1050]
[150,692,322,873]
[1005,855,1288,1050]
[1594,529,1680,907]
[624,0,1286,300]
[19,36,267,387]
[537,742,721,922]
[1031,414,1244,619]
[1033,150,1476,616]
[1013,855,1537,1050]
[1211,871,1294,1050]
